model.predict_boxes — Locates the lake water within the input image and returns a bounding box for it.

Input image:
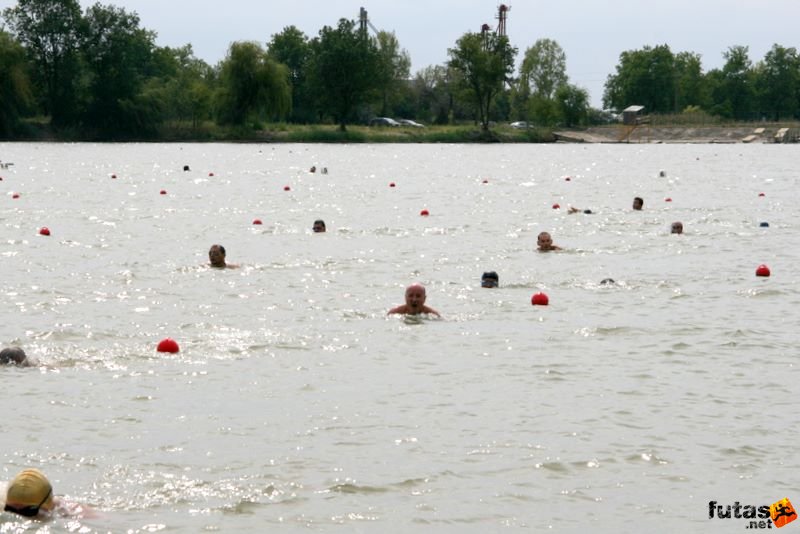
[1,142,798,533]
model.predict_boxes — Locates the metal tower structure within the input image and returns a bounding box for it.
[496,4,510,36]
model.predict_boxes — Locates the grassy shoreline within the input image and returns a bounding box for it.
[6,120,557,143]
[6,119,798,143]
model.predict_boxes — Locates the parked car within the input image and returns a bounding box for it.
[510,121,532,129]
[369,117,401,127]
[397,119,425,128]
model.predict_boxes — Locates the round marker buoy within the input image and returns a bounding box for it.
[758,192,765,197]
[160,189,167,195]
[665,197,672,202]
[564,176,571,182]
[389,182,396,188]
[156,338,180,353]
[12,193,19,199]
[552,203,560,209]
[531,292,549,306]
[39,227,50,236]
[283,185,291,191]
[252,218,263,225]
[420,209,430,216]
[111,174,117,179]
[208,172,214,177]
[755,264,771,277]
[482,179,489,184]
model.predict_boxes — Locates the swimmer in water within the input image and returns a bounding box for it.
[670,221,683,234]
[481,271,499,288]
[2,468,94,519]
[633,196,643,210]
[537,232,562,252]
[208,244,239,269]
[388,283,441,317]
[0,347,33,366]
[312,219,326,233]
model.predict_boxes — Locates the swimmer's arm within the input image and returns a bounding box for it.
[422,306,441,317]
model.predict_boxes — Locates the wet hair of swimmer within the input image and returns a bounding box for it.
[0,347,28,365]
[600,278,616,285]
[313,219,326,232]
[481,271,499,288]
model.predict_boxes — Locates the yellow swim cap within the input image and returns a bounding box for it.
[6,469,53,510]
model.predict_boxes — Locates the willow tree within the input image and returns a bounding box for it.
[448,31,517,131]
[216,41,291,126]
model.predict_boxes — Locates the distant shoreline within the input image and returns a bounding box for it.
[3,122,799,144]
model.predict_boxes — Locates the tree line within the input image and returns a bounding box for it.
[1,0,798,140]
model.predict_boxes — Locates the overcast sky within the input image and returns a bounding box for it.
[2,0,799,108]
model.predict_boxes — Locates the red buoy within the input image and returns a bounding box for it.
[252,218,263,225]
[39,227,50,236]
[420,209,430,216]
[160,189,167,195]
[12,193,20,199]
[389,182,396,187]
[758,192,765,197]
[208,172,214,177]
[665,197,672,202]
[531,292,549,306]
[111,174,117,179]
[283,185,291,191]
[156,338,180,353]
[565,176,571,181]
[755,264,771,277]
[482,179,489,184]
[552,203,560,209]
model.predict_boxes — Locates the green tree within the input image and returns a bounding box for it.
[555,83,589,127]
[374,30,410,116]
[216,40,291,126]
[267,26,313,123]
[757,44,799,120]
[82,3,158,137]
[673,51,710,111]
[447,31,517,131]
[2,0,84,127]
[145,44,213,129]
[410,65,456,124]
[0,30,33,136]
[603,45,676,113]
[520,38,567,99]
[715,45,755,120]
[306,18,380,131]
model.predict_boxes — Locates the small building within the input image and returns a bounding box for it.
[622,105,645,126]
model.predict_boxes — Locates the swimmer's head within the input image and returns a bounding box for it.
[670,222,683,234]
[405,283,427,309]
[481,271,499,288]
[313,219,326,233]
[208,244,226,267]
[5,468,54,516]
[537,232,553,250]
[633,197,643,210]
[0,347,28,365]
